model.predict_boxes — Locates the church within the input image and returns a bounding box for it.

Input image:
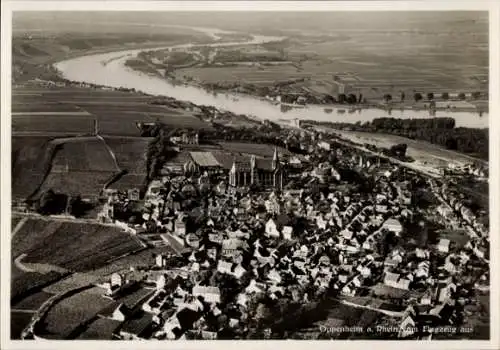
[229,148,284,190]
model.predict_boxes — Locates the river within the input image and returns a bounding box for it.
[54,28,488,129]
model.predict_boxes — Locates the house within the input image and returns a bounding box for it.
[111,273,123,287]
[175,220,187,236]
[384,272,410,290]
[282,226,293,240]
[232,264,247,279]
[382,218,403,235]
[265,219,280,238]
[341,284,356,296]
[437,282,456,303]
[398,315,417,338]
[437,239,450,253]
[217,260,233,275]
[420,289,433,305]
[267,269,282,284]
[192,286,221,304]
[156,254,168,268]
[415,248,429,259]
[245,279,266,294]
[128,188,140,201]
[221,238,247,257]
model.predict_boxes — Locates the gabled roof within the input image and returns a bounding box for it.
[384,272,400,283]
[193,285,221,295]
[121,312,153,336]
[189,152,221,167]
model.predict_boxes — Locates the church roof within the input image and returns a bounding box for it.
[190,152,220,167]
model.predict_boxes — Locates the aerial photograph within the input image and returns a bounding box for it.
[9,10,490,341]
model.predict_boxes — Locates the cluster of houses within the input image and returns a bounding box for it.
[84,120,490,340]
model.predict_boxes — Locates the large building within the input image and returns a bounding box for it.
[229,148,284,190]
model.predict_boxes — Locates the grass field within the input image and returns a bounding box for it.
[38,286,114,339]
[15,218,144,272]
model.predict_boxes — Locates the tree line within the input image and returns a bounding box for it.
[309,117,488,160]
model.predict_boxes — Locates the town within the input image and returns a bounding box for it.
[17,110,489,340]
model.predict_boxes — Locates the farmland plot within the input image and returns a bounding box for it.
[39,171,115,198]
[12,136,60,199]
[12,115,94,134]
[12,291,55,311]
[51,138,119,172]
[22,221,144,272]
[38,287,114,339]
[104,137,150,174]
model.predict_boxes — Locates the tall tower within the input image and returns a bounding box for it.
[272,147,279,170]
[94,119,99,136]
[250,155,256,185]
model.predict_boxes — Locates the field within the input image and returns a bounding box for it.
[12,136,57,199]
[11,270,67,304]
[37,286,114,339]
[77,318,122,340]
[13,218,144,272]
[174,65,308,86]
[328,129,485,172]
[12,87,211,137]
[153,13,489,106]
[11,85,212,200]
[51,137,119,172]
[12,291,54,311]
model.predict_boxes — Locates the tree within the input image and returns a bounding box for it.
[427,92,434,100]
[400,91,405,102]
[390,143,407,157]
[346,93,357,104]
[37,189,57,215]
[471,91,481,100]
[458,92,466,100]
[414,92,423,102]
[337,93,347,104]
[383,94,392,103]
[441,92,449,100]
[68,195,84,217]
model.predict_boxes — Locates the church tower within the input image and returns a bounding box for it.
[93,119,99,136]
[272,147,279,170]
[250,155,256,185]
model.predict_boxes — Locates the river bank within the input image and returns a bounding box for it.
[51,26,488,129]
